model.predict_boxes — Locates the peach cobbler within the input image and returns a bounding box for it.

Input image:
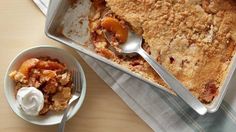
[9,57,72,115]
[88,0,236,104]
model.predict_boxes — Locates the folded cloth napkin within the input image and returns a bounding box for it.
[34,0,236,131]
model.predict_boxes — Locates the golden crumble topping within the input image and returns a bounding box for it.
[89,0,236,103]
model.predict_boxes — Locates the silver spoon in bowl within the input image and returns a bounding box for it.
[103,29,207,115]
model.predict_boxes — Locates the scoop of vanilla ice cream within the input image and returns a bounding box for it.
[16,87,44,116]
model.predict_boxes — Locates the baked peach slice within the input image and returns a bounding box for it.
[36,60,65,71]
[18,58,39,78]
[101,17,128,43]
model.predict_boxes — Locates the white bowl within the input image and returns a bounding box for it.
[4,45,86,125]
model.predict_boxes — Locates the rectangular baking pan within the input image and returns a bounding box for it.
[45,0,236,113]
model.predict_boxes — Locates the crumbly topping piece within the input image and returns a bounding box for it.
[9,71,27,83]
[51,87,72,111]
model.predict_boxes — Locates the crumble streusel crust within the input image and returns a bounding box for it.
[90,0,236,103]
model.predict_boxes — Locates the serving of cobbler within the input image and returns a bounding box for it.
[9,57,72,115]
[88,0,236,104]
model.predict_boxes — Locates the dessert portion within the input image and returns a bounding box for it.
[89,0,236,103]
[9,57,72,116]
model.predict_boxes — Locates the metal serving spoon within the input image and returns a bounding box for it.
[104,30,207,115]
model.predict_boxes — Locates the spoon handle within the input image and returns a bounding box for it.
[137,48,207,115]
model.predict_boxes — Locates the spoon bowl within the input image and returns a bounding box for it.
[119,30,143,53]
